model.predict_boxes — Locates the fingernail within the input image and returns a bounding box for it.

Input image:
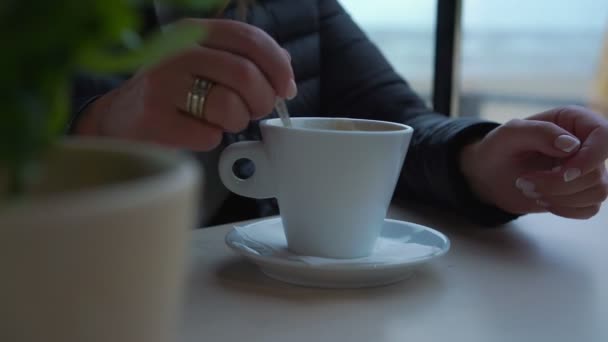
[554,135,580,153]
[286,79,298,100]
[536,200,550,207]
[523,190,542,199]
[564,168,581,182]
[515,178,535,192]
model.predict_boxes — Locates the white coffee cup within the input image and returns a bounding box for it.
[218,117,413,258]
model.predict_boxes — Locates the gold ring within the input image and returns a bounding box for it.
[186,78,214,119]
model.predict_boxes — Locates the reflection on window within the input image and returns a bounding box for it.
[342,0,608,122]
[460,0,608,122]
[341,0,437,106]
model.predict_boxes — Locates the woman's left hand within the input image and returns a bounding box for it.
[460,106,608,219]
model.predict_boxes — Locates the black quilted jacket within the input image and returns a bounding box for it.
[71,0,519,226]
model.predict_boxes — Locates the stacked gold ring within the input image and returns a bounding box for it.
[186,78,214,119]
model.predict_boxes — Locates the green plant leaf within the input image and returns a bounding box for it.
[0,0,222,198]
[78,20,206,73]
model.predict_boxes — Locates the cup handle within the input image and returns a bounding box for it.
[218,141,276,199]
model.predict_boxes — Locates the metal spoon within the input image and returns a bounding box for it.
[274,97,292,127]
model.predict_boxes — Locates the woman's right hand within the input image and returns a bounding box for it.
[76,19,297,151]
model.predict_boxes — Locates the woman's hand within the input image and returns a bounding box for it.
[76,19,296,151]
[460,106,608,219]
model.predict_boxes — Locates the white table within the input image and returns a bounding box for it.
[180,201,607,342]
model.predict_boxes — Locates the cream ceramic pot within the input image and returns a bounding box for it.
[0,138,201,342]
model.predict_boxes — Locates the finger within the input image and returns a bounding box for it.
[203,84,251,133]
[497,119,581,158]
[558,125,608,182]
[497,188,550,215]
[526,106,608,182]
[527,105,607,140]
[173,75,255,133]
[187,19,297,99]
[542,185,608,208]
[517,166,606,197]
[175,46,276,118]
[114,71,223,151]
[545,204,602,220]
[143,111,224,151]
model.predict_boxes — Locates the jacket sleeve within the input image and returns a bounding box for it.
[318,0,519,226]
[68,73,125,134]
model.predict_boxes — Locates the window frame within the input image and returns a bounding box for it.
[432,0,462,116]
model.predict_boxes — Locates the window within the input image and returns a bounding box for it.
[341,0,608,122]
[340,0,437,106]
[460,0,608,122]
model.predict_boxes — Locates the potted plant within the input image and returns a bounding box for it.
[0,1,217,341]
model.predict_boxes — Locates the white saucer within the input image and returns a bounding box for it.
[225,218,450,288]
